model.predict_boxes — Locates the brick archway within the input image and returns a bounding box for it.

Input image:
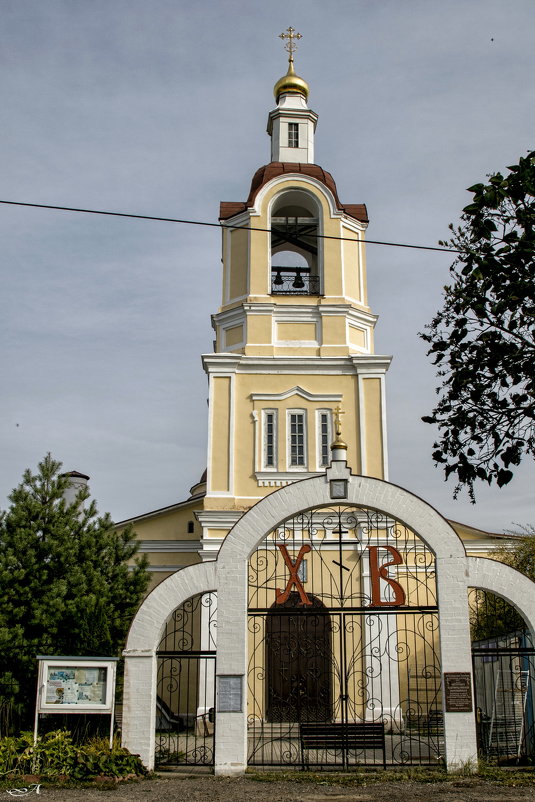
[121,464,535,774]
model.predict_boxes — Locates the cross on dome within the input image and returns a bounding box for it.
[279,26,302,64]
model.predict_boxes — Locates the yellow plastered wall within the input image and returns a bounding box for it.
[121,505,201,542]
[225,325,244,348]
[342,228,361,303]
[145,555,202,592]
[322,315,347,346]
[210,376,231,492]
[361,377,384,479]
[276,322,317,342]
[248,224,270,297]
[220,373,365,495]
[247,314,272,344]
[118,503,202,592]
[229,228,248,300]
[349,325,366,350]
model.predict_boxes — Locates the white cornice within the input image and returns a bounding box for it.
[267,106,319,133]
[274,306,320,323]
[319,305,378,328]
[242,303,276,315]
[196,510,243,529]
[256,471,322,487]
[220,211,250,227]
[341,217,367,236]
[212,307,245,329]
[202,353,392,375]
[464,540,515,554]
[202,354,242,374]
[350,355,393,373]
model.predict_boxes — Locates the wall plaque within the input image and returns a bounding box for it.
[217,675,243,712]
[330,479,348,499]
[444,672,472,712]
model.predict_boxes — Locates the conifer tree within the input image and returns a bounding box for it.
[0,454,149,727]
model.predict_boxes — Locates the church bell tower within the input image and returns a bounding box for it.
[198,31,391,558]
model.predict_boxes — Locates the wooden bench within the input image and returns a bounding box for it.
[300,721,387,769]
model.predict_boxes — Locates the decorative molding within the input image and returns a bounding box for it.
[251,386,342,402]
[256,470,321,486]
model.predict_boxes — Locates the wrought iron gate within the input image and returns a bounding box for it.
[470,590,535,763]
[247,505,443,767]
[155,592,216,767]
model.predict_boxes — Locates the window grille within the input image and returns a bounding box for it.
[289,412,306,467]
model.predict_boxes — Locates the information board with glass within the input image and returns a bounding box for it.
[36,657,117,714]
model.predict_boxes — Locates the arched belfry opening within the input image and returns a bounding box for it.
[270,190,320,295]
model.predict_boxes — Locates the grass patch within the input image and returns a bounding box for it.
[247,765,535,787]
[0,730,148,782]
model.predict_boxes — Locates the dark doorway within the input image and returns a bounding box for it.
[266,592,332,722]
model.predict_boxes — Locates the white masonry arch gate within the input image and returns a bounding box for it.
[122,461,535,774]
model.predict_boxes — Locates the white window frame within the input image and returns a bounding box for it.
[288,122,299,148]
[262,409,278,470]
[287,409,307,470]
[316,408,333,470]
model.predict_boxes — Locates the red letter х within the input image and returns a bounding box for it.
[276,544,312,606]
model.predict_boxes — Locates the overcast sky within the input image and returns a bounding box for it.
[1,0,533,532]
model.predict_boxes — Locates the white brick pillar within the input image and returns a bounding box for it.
[122,651,157,769]
[213,557,248,775]
[121,561,218,771]
[436,555,478,770]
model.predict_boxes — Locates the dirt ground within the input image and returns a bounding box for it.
[14,773,535,802]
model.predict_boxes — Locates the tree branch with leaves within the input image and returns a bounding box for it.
[420,151,535,499]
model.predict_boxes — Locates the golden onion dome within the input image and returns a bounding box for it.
[273,60,309,101]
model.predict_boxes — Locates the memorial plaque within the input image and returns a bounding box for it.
[217,675,243,712]
[444,672,472,712]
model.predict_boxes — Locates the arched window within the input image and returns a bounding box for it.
[270,191,320,295]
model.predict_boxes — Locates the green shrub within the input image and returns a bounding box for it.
[0,730,147,780]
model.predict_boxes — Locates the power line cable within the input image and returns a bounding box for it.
[0,199,461,254]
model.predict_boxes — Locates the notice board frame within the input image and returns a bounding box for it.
[34,656,118,747]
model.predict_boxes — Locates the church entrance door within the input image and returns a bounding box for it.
[266,592,332,723]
